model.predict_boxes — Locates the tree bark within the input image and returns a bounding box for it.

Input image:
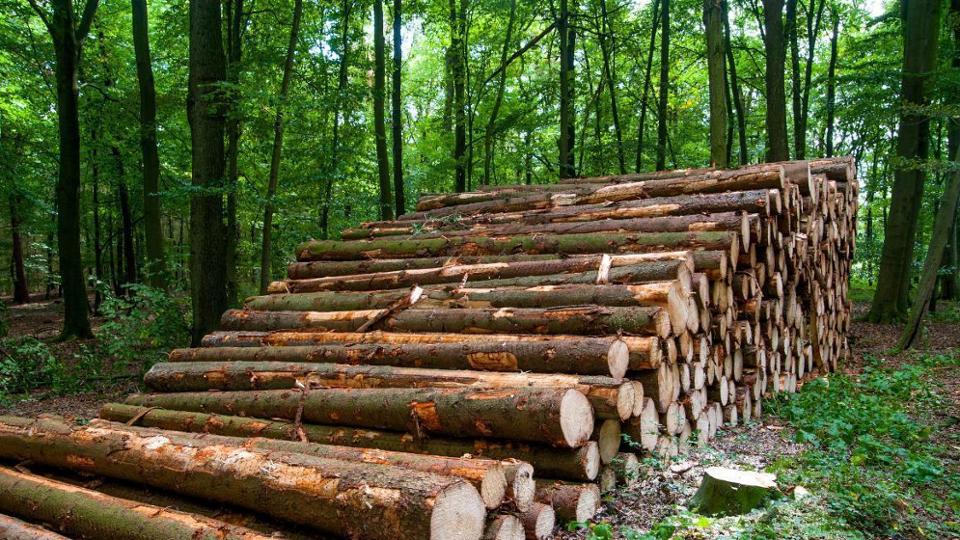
[0,467,270,540]
[0,512,68,540]
[259,0,304,294]
[704,0,728,168]
[558,0,576,179]
[535,481,600,522]
[868,0,942,322]
[124,386,594,447]
[635,0,661,172]
[100,404,602,481]
[32,0,100,338]
[392,0,405,214]
[112,147,137,289]
[9,193,30,304]
[188,0,228,344]
[373,0,394,218]
[824,9,838,157]
[220,304,673,337]
[655,0,670,171]
[321,0,353,239]
[786,0,801,158]
[723,0,747,165]
[762,0,789,162]
[482,0,516,186]
[451,0,468,192]
[599,0,625,173]
[0,416,485,540]
[132,0,165,288]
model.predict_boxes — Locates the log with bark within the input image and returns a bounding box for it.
[100,404,601,481]
[0,513,69,540]
[0,415,487,540]
[535,481,601,522]
[123,386,595,447]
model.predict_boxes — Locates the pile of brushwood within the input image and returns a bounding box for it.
[0,157,856,540]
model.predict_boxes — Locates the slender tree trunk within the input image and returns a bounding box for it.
[868,0,942,322]
[635,0,660,172]
[704,0,727,168]
[391,0,404,215]
[37,0,99,338]
[112,146,137,289]
[940,0,960,300]
[524,131,533,184]
[9,192,30,304]
[224,0,244,305]
[786,0,802,158]
[799,0,826,159]
[723,0,747,165]
[762,0,789,162]
[558,0,576,178]
[321,0,353,239]
[88,126,103,310]
[824,9,839,157]
[188,0,228,345]
[655,0,670,171]
[260,0,304,294]
[451,0,467,192]
[132,0,165,288]
[482,0,517,186]
[373,0,394,218]
[599,0,625,173]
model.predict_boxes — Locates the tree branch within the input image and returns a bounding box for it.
[76,0,100,43]
[25,0,52,33]
[481,22,556,88]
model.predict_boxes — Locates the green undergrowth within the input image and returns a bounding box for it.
[576,352,960,539]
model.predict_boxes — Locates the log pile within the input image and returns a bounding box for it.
[0,158,856,540]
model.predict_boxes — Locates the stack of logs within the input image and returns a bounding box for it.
[0,158,856,540]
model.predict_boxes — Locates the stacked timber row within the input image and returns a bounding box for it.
[0,158,856,540]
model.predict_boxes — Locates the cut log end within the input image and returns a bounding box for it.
[484,515,525,540]
[580,441,602,481]
[506,461,536,512]
[480,468,509,510]
[431,481,487,540]
[596,419,621,464]
[607,340,630,379]
[520,502,555,540]
[616,382,636,421]
[560,389,595,448]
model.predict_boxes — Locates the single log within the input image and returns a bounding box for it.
[199,331,662,375]
[595,419,622,464]
[518,502,555,540]
[0,467,273,540]
[144,361,634,421]
[535,481,601,523]
[622,398,659,452]
[100,404,600,481]
[0,416,487,540]
[287,254,567,279]
[344,211,750,243]
[484,515,525,540]
[689,467,779,516]
[633,362,675,412]
[598,466,617,493]
[610,452,642,487]
[219,305,673,338]
[124,386,594,448]
[294,231,739,263]
[0,513,68,540]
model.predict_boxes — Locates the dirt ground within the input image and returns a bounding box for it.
[2,297,959,538]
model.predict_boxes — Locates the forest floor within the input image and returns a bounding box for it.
[1,296,959,539]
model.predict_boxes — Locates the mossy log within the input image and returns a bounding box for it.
[0,416,486,540]
[100,404,601,481]
[294,230,739,263]
[0,467,273,540]
[219,305,673,338]
[124,386,594,448]
[144,361,634,421]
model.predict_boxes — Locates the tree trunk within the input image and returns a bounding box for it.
[824,9,839,157]
[451,0,467,192]
[558,0,576,179]
[373,0,394,218]
[0,512,68,540]
[634,0,661,172]
[723,0,747,165]
[144,360,634,420]
[655,0,670,171]
[43,0,98,338]
[113,147,137,288]
[188,0,228,345]
[868,0,942,322]
[0,467,270,540]
[0,416,485,540]
[321,0,352,239]
[704,0,727,168]
[220,304,672,337]
[942,0,960,300]
[100,404,602,481]
[798,0,826,159]
[259,0,304,294]
[9,193,30,304]
[762,0,789,162]
[482,0,517,186]
[224,0,244,304]
[786,0,801,158]
[124,386,594,447]
[392,0,405,214]
[598,0,625,174]
[132,0,165,288]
